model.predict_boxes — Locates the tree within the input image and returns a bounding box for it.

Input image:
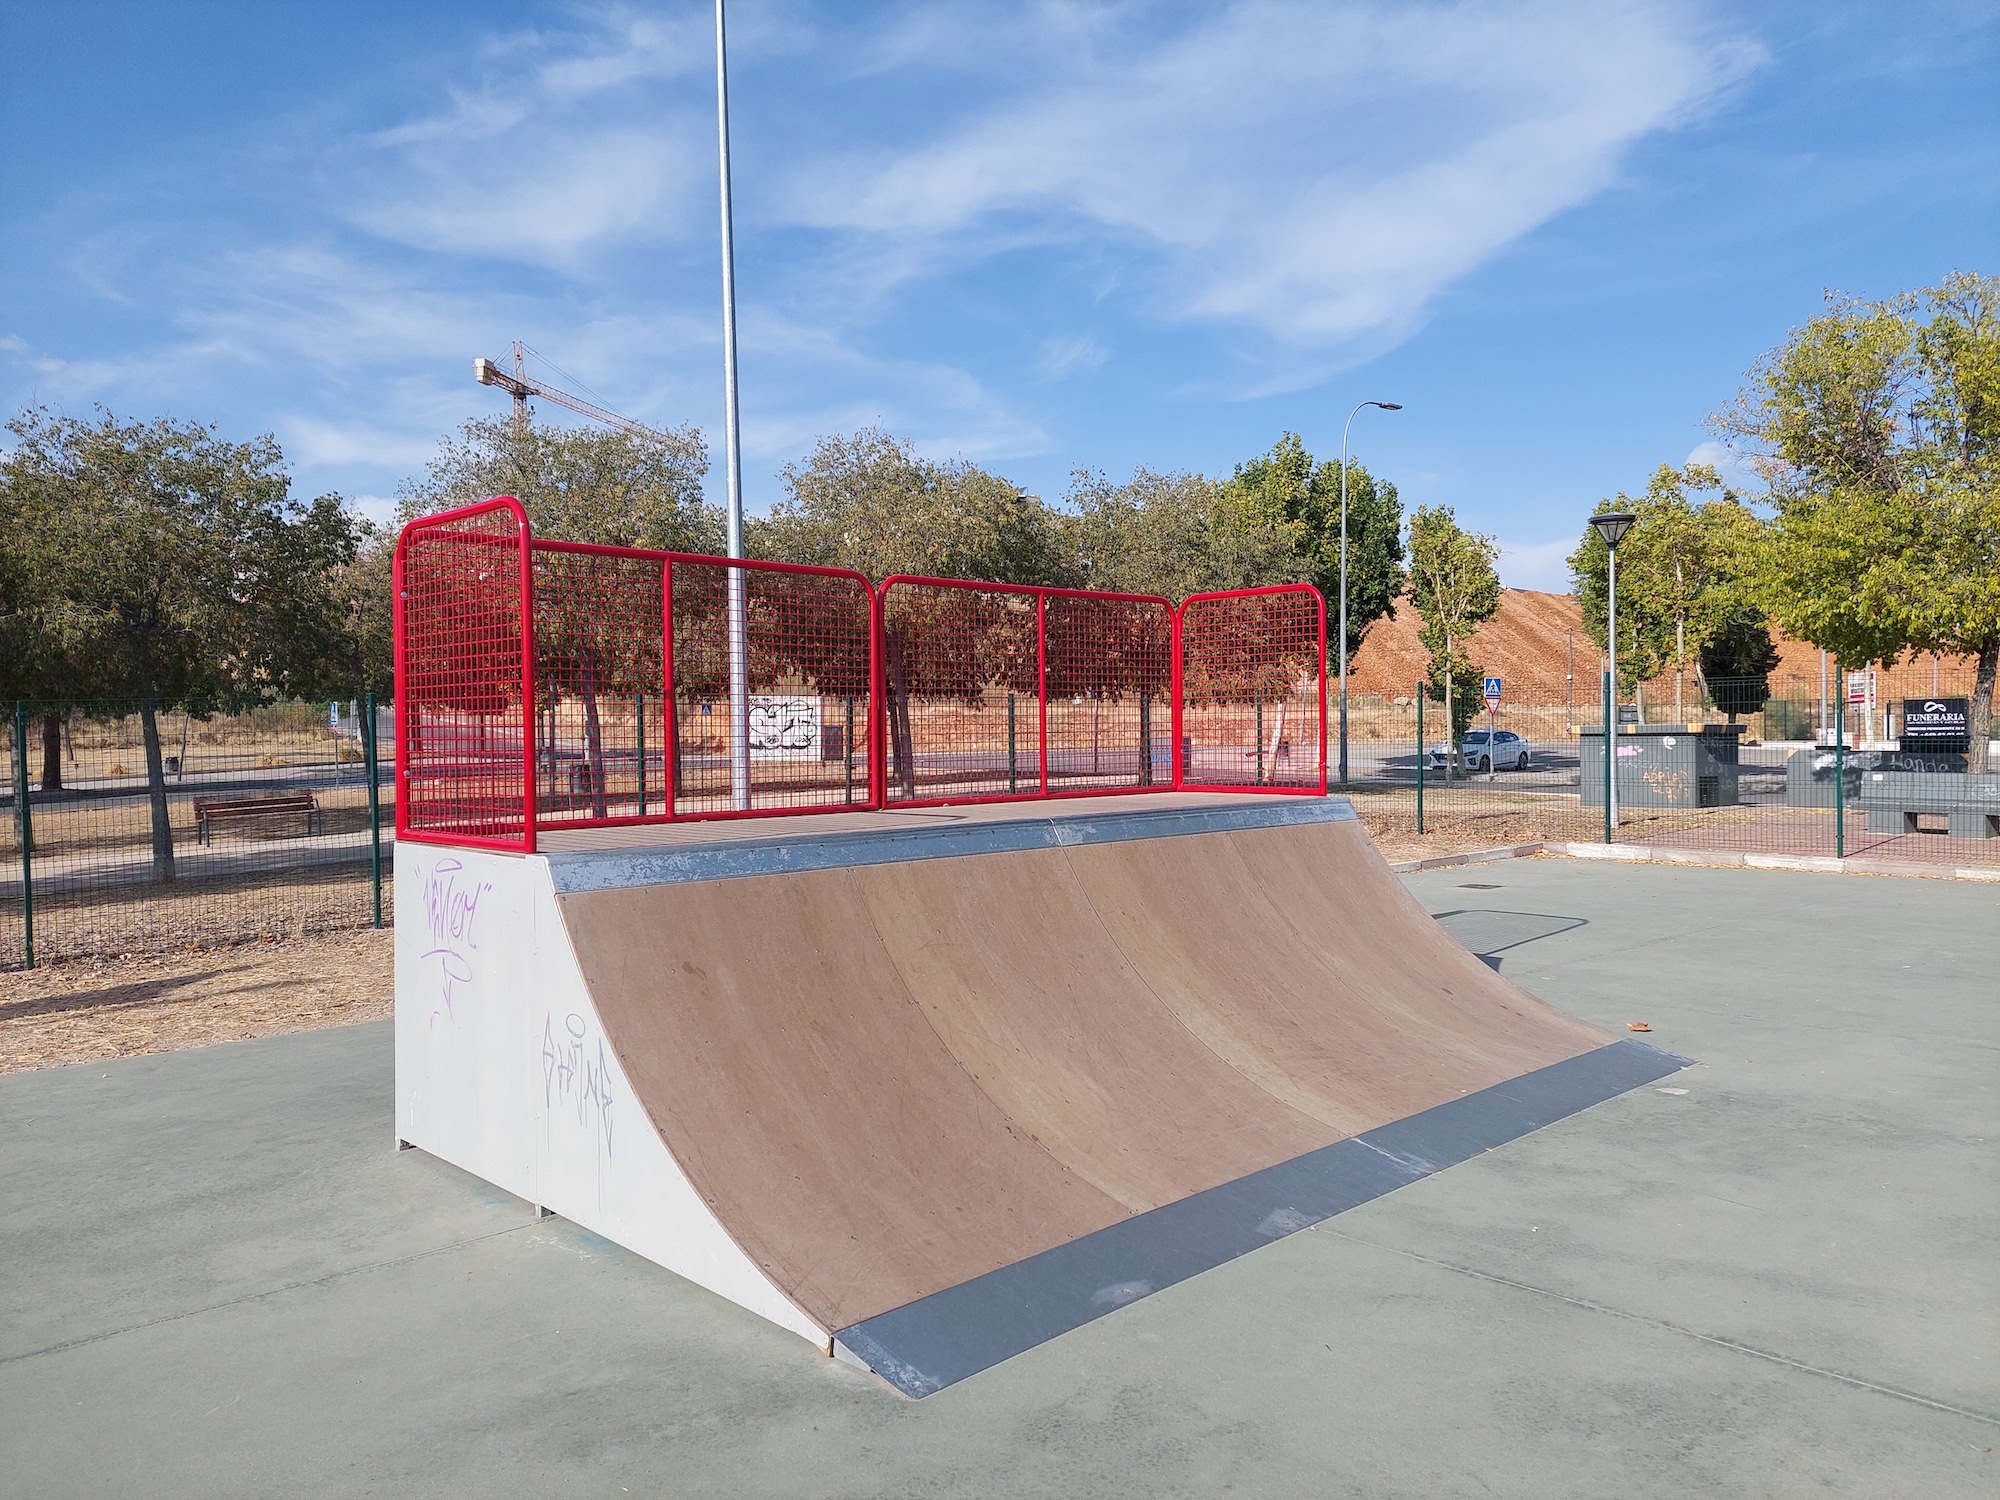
[752,427,1071,585]
[1407,504,1500,777]
[397,414,719,551]
[1226,433,1405,668]
[1567,464,1762,715]
[1713,273,1999,769]
[1061,466,1300,600]
[2,408,362,881]
[329,526,396,703]
[1700,606,1782,722]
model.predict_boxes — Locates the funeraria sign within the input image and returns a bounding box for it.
[1902,697,1969,745]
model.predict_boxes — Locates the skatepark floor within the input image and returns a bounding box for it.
[3,860,1994,1498]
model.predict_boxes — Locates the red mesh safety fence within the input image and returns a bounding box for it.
[530,543,666,830]
[1044,592,1176,796]
[664,557,879,818]
[395,499,1331,849]
[394,499,534,848]
[1176,586,1327,794]
[878,579,1044,805]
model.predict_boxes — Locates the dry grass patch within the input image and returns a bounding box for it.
[0,927,392,1073]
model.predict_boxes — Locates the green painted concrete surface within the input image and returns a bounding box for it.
[2,859,1994,1497]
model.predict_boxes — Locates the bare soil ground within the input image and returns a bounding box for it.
[0,927,392,1074]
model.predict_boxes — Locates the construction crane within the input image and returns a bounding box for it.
[473,340,662,438]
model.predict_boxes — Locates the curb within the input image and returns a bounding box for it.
[1388,839,1999,884]
[1541,841,1999,884]
[1386,843,1545,875]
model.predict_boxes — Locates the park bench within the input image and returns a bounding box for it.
[1853,771,2000,840]
[192,790,323,845]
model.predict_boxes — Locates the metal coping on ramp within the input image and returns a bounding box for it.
[833,1038,1692,1398]
[543,796,1360,893]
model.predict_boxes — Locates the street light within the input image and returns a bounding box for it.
[1589,510,1636,829]
[1340,400,1402,786]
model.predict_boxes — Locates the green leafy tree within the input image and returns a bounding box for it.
[1408,504,1500,777]
[1713,273,1999,768]
[2,408,362,881]
[395,415,721,801]
[397,414,719,550]
[1226,432,1405,668]
[1568,464,1762,715]
[1699,606,1782,722]
[329,527,396,703]
[751,427,1071,585]
[1061,466,1300,600]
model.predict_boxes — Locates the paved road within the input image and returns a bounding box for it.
[2,861,1993,1497]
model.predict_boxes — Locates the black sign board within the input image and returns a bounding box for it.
[1901,696,1969,752]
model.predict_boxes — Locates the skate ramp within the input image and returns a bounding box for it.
[539,797,1685,1392]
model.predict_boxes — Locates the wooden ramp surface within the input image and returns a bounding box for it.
[555,801,1611,1339]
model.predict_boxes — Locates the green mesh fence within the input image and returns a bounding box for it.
[3,698,391,969]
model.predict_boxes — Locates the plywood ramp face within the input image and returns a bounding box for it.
[1063,821,1608,1134]
[856,849,1335,1213]
[555,803,1615,1344]
[558,872,1126,1334]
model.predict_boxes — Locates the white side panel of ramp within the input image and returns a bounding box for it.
[393,843,825,1347]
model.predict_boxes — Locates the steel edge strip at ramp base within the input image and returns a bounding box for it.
[833,1039,1693,1398]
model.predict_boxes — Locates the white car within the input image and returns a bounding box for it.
[1428,729,1531,772]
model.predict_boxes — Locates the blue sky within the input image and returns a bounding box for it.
[3,0,1994,590]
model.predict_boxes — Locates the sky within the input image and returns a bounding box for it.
[2,0,1994,591]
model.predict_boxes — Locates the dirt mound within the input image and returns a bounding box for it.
[1347,589,1584,696]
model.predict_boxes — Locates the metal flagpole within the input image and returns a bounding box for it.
[716,0,750,810]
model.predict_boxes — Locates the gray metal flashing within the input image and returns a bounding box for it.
[545,797,1358,893]
[833,1038,1691,1398]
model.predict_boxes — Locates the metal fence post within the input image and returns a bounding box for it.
[1415,684,1425,836]
[363,691,383,929]
[635,692,647,816]
[14,701,36,967]
[1007,692,1017,795]
[1255,688,1264,785]
[1834,684,1845,860]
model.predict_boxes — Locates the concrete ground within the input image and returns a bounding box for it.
[2,860,1994,1498]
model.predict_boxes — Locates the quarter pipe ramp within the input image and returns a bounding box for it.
[395,794,1685,1395]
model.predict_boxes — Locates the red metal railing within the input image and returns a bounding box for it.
[395,502,880,851]
[877,578,1175,807]
[1175,586,1328,795]
[395,498,537,851]
[395,502,1327,847]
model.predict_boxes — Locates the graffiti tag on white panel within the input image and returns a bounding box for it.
[748,696,821,760]
[543,1012,616,1200]
[420,856,492,1028]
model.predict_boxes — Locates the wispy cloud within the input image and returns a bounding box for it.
[3,0,1775,516]
[783,1,1763,348]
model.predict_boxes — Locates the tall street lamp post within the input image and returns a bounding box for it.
[1339,400,1402,786]
[715,0,750,810]
[1589,511,1636,829]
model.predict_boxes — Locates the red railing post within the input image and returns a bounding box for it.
[391,528,409,843]
[660,559,679,822]
[1036,592,1049,797]
[1170,602,1184,792]
[1314,586,1329,796]
[869,586,887,809]
[516,502,538,853]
